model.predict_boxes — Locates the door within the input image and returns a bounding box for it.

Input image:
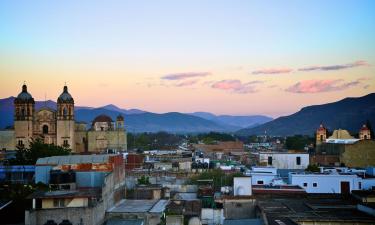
[340,181,350,194]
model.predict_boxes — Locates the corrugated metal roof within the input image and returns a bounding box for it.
[36,154,117,165]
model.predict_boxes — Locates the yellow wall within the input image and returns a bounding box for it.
[341,140,375,167]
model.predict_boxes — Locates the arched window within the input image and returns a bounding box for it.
[320,135,323,141]
[63,107,67,119]
[21,108,25,117]
[364,135,368,140]
[43,125,49,134]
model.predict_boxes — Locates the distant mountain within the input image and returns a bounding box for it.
[236,93,375,136]
[100,104,146,115]
[190,112,272,128]
[0,97,235,133]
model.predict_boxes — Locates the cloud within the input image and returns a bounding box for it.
[285,79,362,93]
[252,68,293,75]
[211,79,261,94]
[161,72,211,80]
[298,60,369,72]
[175,79,199,87]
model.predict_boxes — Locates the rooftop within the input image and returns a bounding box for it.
[257,195,375,224]
[107,199,169,214]
[28,189,101,199]
[36,154,117,165]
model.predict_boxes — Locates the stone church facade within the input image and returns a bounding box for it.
[3,84,127,153]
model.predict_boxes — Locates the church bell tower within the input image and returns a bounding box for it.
[56,85,75,150]
[14,84,35,148]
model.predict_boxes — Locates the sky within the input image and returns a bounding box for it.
[0,0,374,118]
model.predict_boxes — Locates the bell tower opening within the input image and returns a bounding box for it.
[43,125,49,134]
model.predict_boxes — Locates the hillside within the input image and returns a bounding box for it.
[236,93,375,136]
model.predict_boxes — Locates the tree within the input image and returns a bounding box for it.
[187,169,243,190]
[285,135,314,150]
[137,175,150,185]
[305,164,320,172]
[9,138,71,165]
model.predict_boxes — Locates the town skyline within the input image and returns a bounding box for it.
[1,0,375,117]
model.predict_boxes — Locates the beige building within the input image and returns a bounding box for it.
[1,84,127,153]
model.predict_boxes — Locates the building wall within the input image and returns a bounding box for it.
[0,130,15,150]
[56,120,75,151]
[289,174,361,193]
[14,120,33,148]
[201,208,224,225]
[26,201,106,225]
[87,130,127,153]
[259,153,309,169]
[250,173,278,185]
[233,177,252,196]
[41,198,88,209]
[341,140,375,167]
[74,130,87,153]
[223,199,256,219]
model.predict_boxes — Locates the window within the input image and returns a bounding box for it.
[320,134,323,141]
[42,125,49,134]
[18,140,23,146]
[313,183,317,187]
[53,199,65,208]
[303,183,307,187]
[296,157,301,165]
[63,107,67,119]
[359,182,362,189]
[63,140,69,146]
[257,180,264,185]
[268,156,272,165]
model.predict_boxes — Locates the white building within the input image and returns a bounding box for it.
[289,172,362,194]
[259,152,309,169]
[245,167,284,185]
[233,177,252,196]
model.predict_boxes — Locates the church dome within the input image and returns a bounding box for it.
[15,84,34,103]
[92,114,113,126]
[116,114,124,121]
[360,124,369,131]
[57,86,74,103]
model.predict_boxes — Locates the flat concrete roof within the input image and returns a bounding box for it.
[36,154,118,165]
[107,199,169,214]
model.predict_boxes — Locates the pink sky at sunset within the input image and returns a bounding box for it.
[1,1,374,118]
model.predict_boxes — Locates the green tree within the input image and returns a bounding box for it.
[305,164,320,172]
[9,138,71,165]
[285,135,314,150]
[187,169,243,190]
[137,175,150,185]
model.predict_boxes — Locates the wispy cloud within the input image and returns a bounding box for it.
[285,79,362,93]
[211,79,261,94]
[175,79,199,87]
[252,68,293,75]
[298,60,369,72]
[161,72,211,80]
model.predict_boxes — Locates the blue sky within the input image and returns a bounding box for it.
[1,0,374,116]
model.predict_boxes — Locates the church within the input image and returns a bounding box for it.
[312,123,374,167]
[3,84,127,153]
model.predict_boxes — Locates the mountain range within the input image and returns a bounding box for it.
[236,93,375,136]
[2,93,373,135]
[0,97,271,133]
